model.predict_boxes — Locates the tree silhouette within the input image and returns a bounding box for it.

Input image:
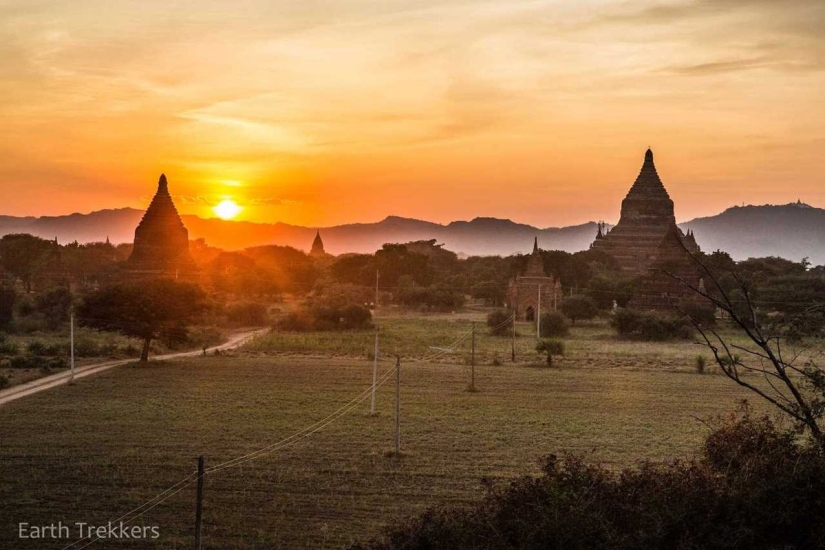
[78,279,208,362]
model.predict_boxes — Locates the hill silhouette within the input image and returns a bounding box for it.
[0,201,822,263]
[679,201,822,264]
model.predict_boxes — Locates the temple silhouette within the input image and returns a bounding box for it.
[126,174,197,277]
[591,149,702,310]
[590,149,699,273]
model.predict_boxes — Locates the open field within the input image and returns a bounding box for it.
[0,313,771,549]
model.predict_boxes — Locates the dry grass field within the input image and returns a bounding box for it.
[0,312,771,549]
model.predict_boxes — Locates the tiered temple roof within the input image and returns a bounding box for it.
[590,149,699,273]
[127,174,196,274]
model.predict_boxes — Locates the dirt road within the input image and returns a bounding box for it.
[0,328,268,407]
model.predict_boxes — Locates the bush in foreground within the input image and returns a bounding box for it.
[352,408,825,550]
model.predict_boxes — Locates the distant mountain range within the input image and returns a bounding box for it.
[0,201,822,264]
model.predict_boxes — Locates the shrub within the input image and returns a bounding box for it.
[277,303,373,332]
[695,355,707,374]
[396,286,465,311]
[352,409,825,550]
[486,310,513,336]
[0,341,17,355]
[539,311,569,338]
[0,374,9,390]
[536,338,565,367]
[27,340,47,356]
[0,332,18,355]
[73,338,100,357]
[610,308,693,341]
[225,302,269,327]
[559,295,598,324]
[678,299,717,327]
[278,310,315,332]
[10,355,49,369]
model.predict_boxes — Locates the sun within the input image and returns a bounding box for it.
[213,199,242,220]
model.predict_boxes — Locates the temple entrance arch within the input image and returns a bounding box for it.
[525,306,535,322]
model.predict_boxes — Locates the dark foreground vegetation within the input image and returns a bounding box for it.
[354,407,825,550]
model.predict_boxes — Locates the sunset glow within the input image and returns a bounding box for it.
[1,1,823,227]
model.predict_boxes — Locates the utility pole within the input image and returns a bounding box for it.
[194,456,204,550]
[470,322,476,391]
[511,313,516,363]
[375,270,380,308]
[536,284,542,340]
[394,356,401,455]
[371,331,379,416]
[69,311,75,384]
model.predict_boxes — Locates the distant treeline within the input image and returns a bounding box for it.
[2,233,825,323]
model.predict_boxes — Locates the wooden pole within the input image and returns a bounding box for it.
[195,456,204,550]
[375,270,380,308]
[536,284,542,340]
[470,322,476,391]
[69,312,75,384]
[371,331,379,416]
[395,356,401,455]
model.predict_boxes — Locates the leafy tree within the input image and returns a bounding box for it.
[539,311,569,338]
[0,285,15,330]
[0,234,55,292]
[78,279,208,362]
[471,280,506,307]
[585,274,635,310]
[375,244,433,287]
[34,286,73,330]
[330,254,376,286]
[244,245,318,294]
[559,295,598,324]
[536,338,564,367]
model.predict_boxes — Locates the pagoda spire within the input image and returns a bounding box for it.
[532,236,539,254]
[157,173,169,195]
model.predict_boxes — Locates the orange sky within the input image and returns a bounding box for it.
[1,0,823,227]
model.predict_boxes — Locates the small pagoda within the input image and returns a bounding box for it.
[126,174,197,277]
[506,238,562,321]
[590,149,699,274]
[310,230,327,258]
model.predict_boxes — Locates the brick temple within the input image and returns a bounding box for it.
[590,148,698,274]
[506,238,562,321]
[126,174,197,277]
[591,149,703,310]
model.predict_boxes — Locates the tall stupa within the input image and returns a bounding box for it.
[590,149,699,273]
[127,174,197,274]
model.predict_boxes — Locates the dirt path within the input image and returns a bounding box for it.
[0,328,269,407]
